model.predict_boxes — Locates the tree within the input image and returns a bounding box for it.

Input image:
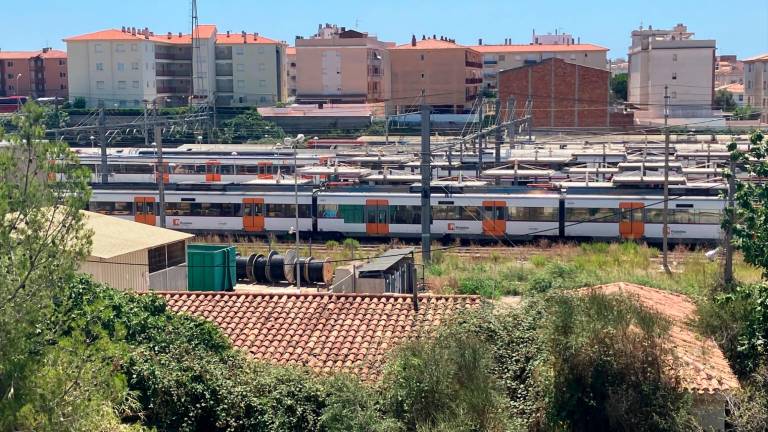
[714,89,737,112]
[222,108,285,143]
[71,97,87,109]
[42,106,70,130]
[727,131,768,275]
[0,101,132,431]
[610,73,628,102]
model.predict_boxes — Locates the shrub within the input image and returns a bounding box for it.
[325,240,340,250]
[72,97,87,109]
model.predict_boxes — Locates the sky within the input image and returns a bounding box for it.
[2,0,767,59]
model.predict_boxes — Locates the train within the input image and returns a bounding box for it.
[88,183,725,243]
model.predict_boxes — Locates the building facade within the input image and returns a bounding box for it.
[715,55,743,87]
[65,25,286,108]
[389,36,482,113]
[628,24,716,122]
[744,54,768,122]
[470,41,608,91]
[295,24,393,104]
[286,47,297,98]
[0,48,68,99]
[498,57,621,128]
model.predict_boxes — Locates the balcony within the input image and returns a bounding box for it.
[483,60,498,65]
[465,60,482,69]
[215,63,233,77]
[465,78,483,85]
[156,69,191,78]
[155,52,192,61]
[215,47,233,61]
[157,86,191,94]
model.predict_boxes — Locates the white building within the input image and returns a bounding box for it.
[628,24,717,125]
[716,83,745,108]
[65,25,286,108]
[744,53,768,123]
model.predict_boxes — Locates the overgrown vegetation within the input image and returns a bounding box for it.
[221,108,285,143]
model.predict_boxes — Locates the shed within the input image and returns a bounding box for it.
[79,211,193,291]
[354,248,417,294]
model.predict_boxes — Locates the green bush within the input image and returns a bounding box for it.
[324,240,340,250]
[72,97,87,109]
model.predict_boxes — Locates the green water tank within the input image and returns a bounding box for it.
[187,244,236,291]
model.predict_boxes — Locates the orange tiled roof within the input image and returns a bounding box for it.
[286,47,296,55]
[471,43,608,53]
[744,53,768,62]
[158,291,481,379]
[64,29,145,42]
[716,83,744,93]
[392,38,471,50]
[0,49,66,60]
[64,25,218,45]
[580,282,739,396]
[215,33,280,45]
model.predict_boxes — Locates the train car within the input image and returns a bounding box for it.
[316,191,561,240]
[89,188,313,234]
[564,194,724,242]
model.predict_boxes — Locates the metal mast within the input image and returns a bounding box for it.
[191,0,203,99]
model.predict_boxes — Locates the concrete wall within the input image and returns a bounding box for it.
[80,249,150,292]
[498,58,610,128]
[745,60,767,122]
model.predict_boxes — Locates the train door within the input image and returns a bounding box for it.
[242,198,265,232]
[365,199,389,235]
[134,197,156,226]
[155,161,170,183]
[205,160,221,182]
[482,201,506,237]
[257,161,274,179]
[619,202,644,239]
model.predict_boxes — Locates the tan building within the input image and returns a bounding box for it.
[390,36,482,113]
[628,24,716,122]
[286,47,297,98]
[0,48,68,99]
[65,25,286,108]
[295,24,393,104]
[715,55,743,87]
[470,41,608,91]
[744,53,768,123]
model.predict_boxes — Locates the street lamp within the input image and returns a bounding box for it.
[231,151,238,179]
[89,135,95,149]
[15,74,22,110]
[283,134,305,292]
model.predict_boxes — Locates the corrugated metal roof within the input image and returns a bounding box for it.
[84,211,193,259]
[358,248,414,273]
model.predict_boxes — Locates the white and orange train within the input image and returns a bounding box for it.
[88,184,725,243]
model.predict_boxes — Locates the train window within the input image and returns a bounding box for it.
[566,208,618,223]
[508,207,558,221]
[390,205,421,224]
[484,206,505,220]
[464,206,481,221]
[239,165,260,174]
[433,205,459,220]
[645,209,663,224]
[696,210,721,224]
[166,202,192,216]
[220,165,235,175]
[670,209,696,224]
[166,241,186,267]
[265,204,311,218]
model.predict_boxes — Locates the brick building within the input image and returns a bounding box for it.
[0,48,68,99]
[498,57,630,128]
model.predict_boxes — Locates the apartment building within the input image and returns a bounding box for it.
[295,24,393,104]
[286,47,297,98]
[389,36,482,113]
[0,48,68,99]
[715,55,743,87]
[65,25,286,108]
[744,54,768,122]
[469,34,607,91]
[627,24,716,122]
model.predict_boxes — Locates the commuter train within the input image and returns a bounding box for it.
[88,184,725,243]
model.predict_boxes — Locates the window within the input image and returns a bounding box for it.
[116,43,125,52]
[421,73,425,79]
[6,74,11,79]
[565,208,619,223]
[672,54,678,61]
[235,46,244,55]
[265,203,311,218]
[131,43,138,52]
[319,204,364,223]
[433,205,481,220]
[645,209,721,224]
[117,63,125,72]
[498,55,506,61]
[89,201,133,215]
[96,62,104,71]
[672,72,677,80]
[237,80,245,89]
[420,54,425,61]
[95,44,103,53]
[739,94,744,102]
[117,81,126,89]
[390,205,421,224]
[132,80,140,88]
[748,81,752,89]
[96,81,105,89]
[507,207,558,221]
[258,79,266,88]
[236,63,245,72]
[131,62,139,70]
[258,63,265,72]
[671,91,677,98]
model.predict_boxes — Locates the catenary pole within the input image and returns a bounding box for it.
[420,104,431,265]
[662,85,671,273]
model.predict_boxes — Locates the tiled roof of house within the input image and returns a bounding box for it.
[744,53,768,62]
[716,83,744,94]
[580,282,739,396]
[158,291,482,379]
[286,47,296,55]
[471,43,608,53]
[393,38,471,50]
[0,49,66,60]
[64,25,218,45]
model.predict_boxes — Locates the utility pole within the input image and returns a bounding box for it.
[155,125,166,228]
[384,114,389,146]
[662,85,671,273]
[724,156,736,286]
[420,104,432,265]
[294,138,300,293]
[143,100,149,147]
[494,98,502,185]
[98,101,109,184]
[477,102,484,179]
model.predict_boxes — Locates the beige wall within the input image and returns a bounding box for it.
[80,249,151,292]
[286,51,297,97]
[390,47,480,112]
[295,37,391,103]
[745,60,767,122]
[217,42,286,106]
